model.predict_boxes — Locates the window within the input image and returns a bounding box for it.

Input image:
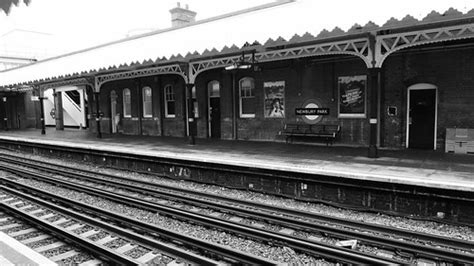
[208,80,220,98]
[239,77,255,118]
[164,84,175,118]
[123,88,131,117]
[142,86,152,118]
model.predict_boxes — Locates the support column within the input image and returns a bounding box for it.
[39,94,46,135]
[368,67,381,158]
[53,91,64,130]
[186,83,196,145]
[231,70,237,140]
[2,96,8,131]
[94,91,102,138]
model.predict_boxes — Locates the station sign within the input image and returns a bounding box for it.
[299,99,327,124]
[295,108,329,115]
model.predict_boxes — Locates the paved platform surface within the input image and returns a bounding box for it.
[0,232,56,266]
[0,128,473,192]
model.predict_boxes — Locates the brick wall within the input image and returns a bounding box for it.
[382,46,474,148]
[192,58,370,145]
[99,75,185,137]
[90,45,474,149]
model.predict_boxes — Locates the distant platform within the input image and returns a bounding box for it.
[0,128,473,192]
[0,232,56,266]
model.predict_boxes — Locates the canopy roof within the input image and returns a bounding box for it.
[0,0,31,15]
[1,0,473,88]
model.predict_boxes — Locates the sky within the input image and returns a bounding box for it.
[0,0,473,59]
[0,0,271,52]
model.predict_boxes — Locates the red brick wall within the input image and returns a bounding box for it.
[382,46,474,148]
[92,45,474,149]
[191,58,370,145]
[99,75,186,137]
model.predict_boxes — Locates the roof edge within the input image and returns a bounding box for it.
[0,0,296,74]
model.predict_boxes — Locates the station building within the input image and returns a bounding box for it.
[1,0,473,156]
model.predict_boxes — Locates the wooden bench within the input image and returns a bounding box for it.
[280,124,341,145]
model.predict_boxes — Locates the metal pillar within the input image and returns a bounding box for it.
[368,68,381,158]
[2,96,8,131]
[39,96,46,134]
[231,70,237,140]
[94,92,102,138]
[54,91,64,130]
[186,83,196,145]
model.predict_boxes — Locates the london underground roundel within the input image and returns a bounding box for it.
[301,99,323,124]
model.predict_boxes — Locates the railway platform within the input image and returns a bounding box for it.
[0,232,56,266]
[0,128,473,192]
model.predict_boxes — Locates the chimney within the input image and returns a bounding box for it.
[169,2,197,27]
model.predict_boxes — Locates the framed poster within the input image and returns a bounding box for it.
[264,81,285,118]
[338,75,367,118]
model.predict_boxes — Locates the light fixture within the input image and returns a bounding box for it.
[225,51,256,71]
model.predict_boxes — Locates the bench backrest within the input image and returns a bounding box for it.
[284,124,340,134]
[283,124,341,137]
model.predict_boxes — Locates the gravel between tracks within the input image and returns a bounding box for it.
[1,149,473,241]
[108,170,474,241]
[16,177,326,264]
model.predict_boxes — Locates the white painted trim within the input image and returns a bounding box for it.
[164,84,175,118]
[406,83,438,150]
[54,85,79,92]
[238,77,256,119]
[142,86,153,118]
[122,88,132,118]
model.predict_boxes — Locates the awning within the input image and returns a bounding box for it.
[1,0,472,87]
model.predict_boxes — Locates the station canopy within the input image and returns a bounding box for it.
[0,0,473,88]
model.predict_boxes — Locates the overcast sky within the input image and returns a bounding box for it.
[1,0,270,39]
[1,0,472,57]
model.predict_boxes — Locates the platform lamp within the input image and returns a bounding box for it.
[225,51,255,140]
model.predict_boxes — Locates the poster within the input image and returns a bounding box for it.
[338,75,366,118]
[264,81,285,118]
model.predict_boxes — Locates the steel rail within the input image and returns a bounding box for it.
[0,175,278,265]
[4,156,474,263]
[3,154,472,252]
[0,189,140,265]
[0,185,219,266]
[0,164,394,265]
[60,170,474,264]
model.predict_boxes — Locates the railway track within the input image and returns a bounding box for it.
[0,186,230,265]
[0,189,188,265]
[0,185,276,266]
[0,157,395,264]
[1,154,473,264]
[0,208,105,265]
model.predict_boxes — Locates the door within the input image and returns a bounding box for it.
[208,81,221,138]
[408,86,437,149]
[110,90,118,133]
[210,98,221,138]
